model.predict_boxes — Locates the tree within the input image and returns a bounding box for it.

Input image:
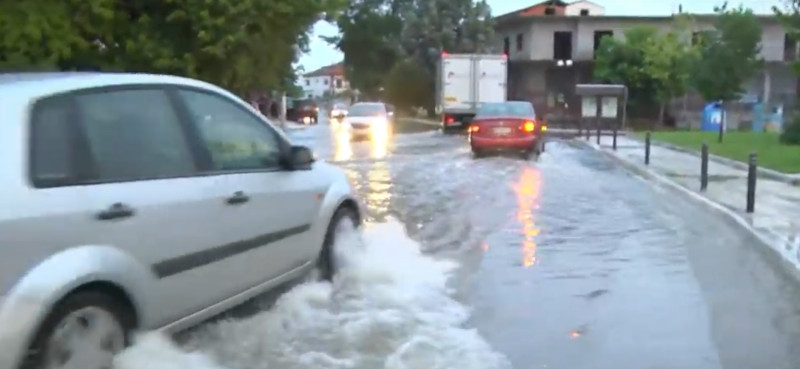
[690,3,762,141]
[642,24,697,125]
[0,0,342,96]
[594,26,662,117]
[384,58,431,112]
[328,0,494,110]
[325,0,406,98]
[398,0,495,112]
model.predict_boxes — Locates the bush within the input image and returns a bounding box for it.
[780,109,800,145]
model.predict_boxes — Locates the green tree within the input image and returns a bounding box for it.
[594,26,662,116]
[643,28,697,125]
[398,0,495,112]
[328,0,494,110]
[0,0,343,96]
[325,0,406,98]
[384,58,431,112]
[690,3,762,141]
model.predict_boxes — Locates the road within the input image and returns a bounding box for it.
[116,117,800,369]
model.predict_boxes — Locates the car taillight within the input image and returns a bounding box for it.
[468,125,480,133]
[445,116,454,124]
[521,121,535,132]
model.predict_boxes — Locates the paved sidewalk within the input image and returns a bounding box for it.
[579,134,800,276]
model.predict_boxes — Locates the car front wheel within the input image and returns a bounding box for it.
[317,207,360,281]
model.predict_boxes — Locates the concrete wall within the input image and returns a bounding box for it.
[299,75,350,99]
[497,16,788,62]
[564,1,605,16]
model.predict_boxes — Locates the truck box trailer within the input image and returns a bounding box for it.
[436,53,507,132]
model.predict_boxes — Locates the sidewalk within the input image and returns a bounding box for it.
[578,134,800,278]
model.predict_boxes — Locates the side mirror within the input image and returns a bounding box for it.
[286,145,315,170]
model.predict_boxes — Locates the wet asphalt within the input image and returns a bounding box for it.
[286,116,800,369]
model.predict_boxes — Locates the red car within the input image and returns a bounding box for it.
[468,101,546,159]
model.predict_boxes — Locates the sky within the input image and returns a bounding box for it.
[297,0,784,73]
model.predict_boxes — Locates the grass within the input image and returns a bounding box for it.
[644,131,800,174]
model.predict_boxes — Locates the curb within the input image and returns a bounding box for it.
[573,139,800,284]
[628,136,800,186]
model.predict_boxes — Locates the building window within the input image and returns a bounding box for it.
[785,33,798,61]
[503,36,510,55]
[544,6,555,15]
[553,31,573,61]
[593,30,613,57]
[516,33,523,51]
[305,79,309,86]
[579,9,589,16]
[324,78,328,85]
[335,79,343,88]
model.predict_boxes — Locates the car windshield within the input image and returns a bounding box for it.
[348,104,385,117]
[477,102,535,118]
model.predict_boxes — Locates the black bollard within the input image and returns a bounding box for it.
[585,125,590,140]
[700,142,708,191]
[612,128,618,150]
[644,132,651,165]
[746,152,757,213]
[596,124,601,145]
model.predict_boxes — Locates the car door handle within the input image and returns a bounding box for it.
[226,191,249,205]
[96,203,135,221]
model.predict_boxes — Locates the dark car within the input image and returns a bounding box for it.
[467,101,546,159]
[287,98,319,124]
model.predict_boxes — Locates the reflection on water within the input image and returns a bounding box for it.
[330,124,394,222]
[511,167,542,267]
[365,160,392,220]
[333,129,352,161]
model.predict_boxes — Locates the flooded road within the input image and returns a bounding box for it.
[117,118,800,369]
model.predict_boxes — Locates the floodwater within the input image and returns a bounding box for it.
[115,118,800,369]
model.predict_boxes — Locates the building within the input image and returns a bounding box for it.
[495,0,796,125]
[299,62,350,99]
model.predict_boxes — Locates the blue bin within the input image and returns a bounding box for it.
[701,102,724,132]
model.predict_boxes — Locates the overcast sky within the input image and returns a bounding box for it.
[297,0,784,73]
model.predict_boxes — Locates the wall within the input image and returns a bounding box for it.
[299,75,350,99]
[497,16,788,62]
[564,1,605,16]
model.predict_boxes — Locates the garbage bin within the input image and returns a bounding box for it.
[701,102,724,132]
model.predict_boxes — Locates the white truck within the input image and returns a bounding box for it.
[436,53,508,133]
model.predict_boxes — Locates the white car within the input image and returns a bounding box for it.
[0,72,362,369]
[344,102,392,139]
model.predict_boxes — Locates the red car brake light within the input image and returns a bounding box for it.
[521,120,535,132]
[468,125,480,133]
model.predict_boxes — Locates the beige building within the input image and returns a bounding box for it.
[496,0,797,124]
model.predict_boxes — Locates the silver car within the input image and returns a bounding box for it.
[344,102,392,139]
[0,73,362,369]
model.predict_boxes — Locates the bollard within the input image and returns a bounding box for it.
[700,142,708,191]
[644,132,651,165]
[585,125,590,140]
[746,152,757,213]
[612,128,617,150]
[596,125,601,145]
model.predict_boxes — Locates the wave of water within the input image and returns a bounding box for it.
[115,219,511,369]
